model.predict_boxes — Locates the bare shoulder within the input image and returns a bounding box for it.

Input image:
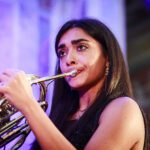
[85,97,145,149]
[100,96,145,133]
[100,96,143,121]
[97,97,145,149]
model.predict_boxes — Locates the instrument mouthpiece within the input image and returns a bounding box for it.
[68,70,77,77]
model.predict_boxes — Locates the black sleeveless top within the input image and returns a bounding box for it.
[31,99,106,150]
[57,99,149,150]
[31,99,149,150]
[61,118,99,150]
[60,102,108,150]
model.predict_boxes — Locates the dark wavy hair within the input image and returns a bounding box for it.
[32,18,149,150]
[50,18,133,123]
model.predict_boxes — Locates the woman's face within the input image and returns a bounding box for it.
[57,27,108,90]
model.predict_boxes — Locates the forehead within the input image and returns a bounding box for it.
[58,27,96,45]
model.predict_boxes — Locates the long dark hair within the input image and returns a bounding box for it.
[32,18,148,149]
[50,18,133,121]
[50,18,134,132]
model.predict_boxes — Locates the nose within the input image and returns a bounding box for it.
[66,50,77,66]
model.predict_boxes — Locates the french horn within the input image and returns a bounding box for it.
[0,70,77,150]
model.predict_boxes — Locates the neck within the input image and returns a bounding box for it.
[78,77,106,111]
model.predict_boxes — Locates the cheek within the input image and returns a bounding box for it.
[59,61,65,72]
[89,55,106,75]
[87,54,100,68]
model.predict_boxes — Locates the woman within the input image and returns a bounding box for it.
[0,18,148,150]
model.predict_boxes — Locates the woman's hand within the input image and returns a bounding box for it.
[0,69,35,113]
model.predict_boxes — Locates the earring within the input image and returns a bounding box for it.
[105,65,109,76]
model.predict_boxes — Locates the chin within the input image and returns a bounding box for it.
[68,81,87,91]
[68,80,82,89]
[69,83,82,89]
[66,76,87,90]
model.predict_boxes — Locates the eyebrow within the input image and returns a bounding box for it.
[57,38,89,49]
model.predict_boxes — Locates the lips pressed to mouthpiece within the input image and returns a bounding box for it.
[70,70,77,77]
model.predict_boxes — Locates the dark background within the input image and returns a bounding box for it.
[126,0,150,140]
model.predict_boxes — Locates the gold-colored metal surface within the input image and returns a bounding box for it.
[0,70,77,149]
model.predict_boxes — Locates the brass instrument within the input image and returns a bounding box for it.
[0,70,77,150]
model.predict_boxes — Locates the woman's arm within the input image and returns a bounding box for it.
[85,97,145,150]
[23,98,76,150]
[0,69,76,150]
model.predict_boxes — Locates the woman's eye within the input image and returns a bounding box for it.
[57,50,66,58]
[77,45,88,51]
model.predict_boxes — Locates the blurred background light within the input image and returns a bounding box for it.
[0,0,149,149]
